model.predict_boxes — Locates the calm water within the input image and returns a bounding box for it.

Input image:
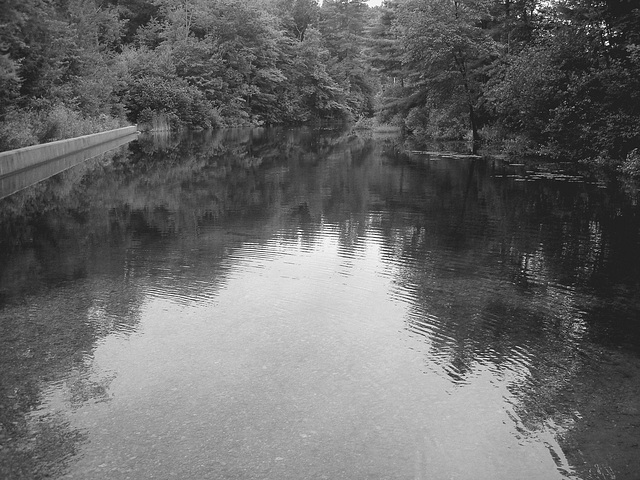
[1,128,640,480]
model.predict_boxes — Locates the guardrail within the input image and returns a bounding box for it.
[0,126,139,199]
[0,126,138,177]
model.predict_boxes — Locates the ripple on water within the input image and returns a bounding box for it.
[6,135,638,480]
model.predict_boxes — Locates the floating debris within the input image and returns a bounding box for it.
[410,150,482,159]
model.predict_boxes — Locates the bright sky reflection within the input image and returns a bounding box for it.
[36,222,573,479]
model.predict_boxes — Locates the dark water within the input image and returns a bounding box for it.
[1,128,640,480]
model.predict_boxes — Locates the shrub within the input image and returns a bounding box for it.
[353,116,375,130]
[0,110,38,152]
[405,105,468,142]
[620,149,640,177]
[0,105,126,152]
[35,105,123,143]
[124,75,215,129]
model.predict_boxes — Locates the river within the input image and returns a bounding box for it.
[1,127,639,480]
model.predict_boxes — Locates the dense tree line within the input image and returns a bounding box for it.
[1,0,639,168]
[370,0,640,166]
[0,0,376,150]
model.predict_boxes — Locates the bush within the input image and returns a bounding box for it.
[0,105,126,152]
[486,39,640,163]
[35,105,124,143]
[405,105,468,141]
[353,116,375,130]
[36,105,89,143]
[0,110,38,152]
[137,110,176,131]
[124,75,215,129]
[620,149,640,177]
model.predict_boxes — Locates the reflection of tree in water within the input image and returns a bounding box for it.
[122,132,640,477]
[0,281,141,479]
[97,127,364,238]
[366,154,640,478]
[2,127,639,478]
[1,411,86,480]
[0,126,379,478]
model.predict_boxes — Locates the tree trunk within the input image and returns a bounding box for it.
[454,50,481,154]
[468,101,480,154]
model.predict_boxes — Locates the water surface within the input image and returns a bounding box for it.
[1,128,640,480]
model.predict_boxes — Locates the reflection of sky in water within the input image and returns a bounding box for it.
[4,128,639,480]
[34,221,574,480]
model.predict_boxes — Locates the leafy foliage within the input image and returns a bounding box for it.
[371,0,640,164]
[0,0,379,151]
[2,0,639,167]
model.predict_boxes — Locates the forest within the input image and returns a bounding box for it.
[1,0,639,169]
